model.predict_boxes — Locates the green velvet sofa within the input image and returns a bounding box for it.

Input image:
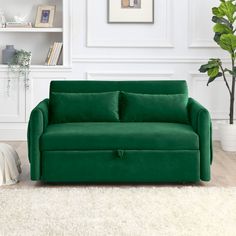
[28,80,212,183]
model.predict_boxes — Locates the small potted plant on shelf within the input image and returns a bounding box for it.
[199,0,236,151]
[7,49,32,95]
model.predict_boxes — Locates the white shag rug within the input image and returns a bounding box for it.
[0,187,236,236]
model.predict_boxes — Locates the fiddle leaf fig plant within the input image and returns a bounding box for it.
[199,0,236,124]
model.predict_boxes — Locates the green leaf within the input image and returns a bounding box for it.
[199,58,223,87]
[217,1,236,23]
[208,67,219,78]
[199,63,217,73]
[225,67,236,76]
[214,32,222,43]
[218,34,236,53]
[225,68,233,74]
[232,66,236,76]
[199,65,208,73]
[199,59,221,73]
[199,64,210,73]
[207,72,223,86]
[199,63,216,73]
[213,23,233,33]
[212,16,233,29]
[212,7,225,17]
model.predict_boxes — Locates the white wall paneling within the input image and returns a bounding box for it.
[188,0,218,48]
[86,0,173,48]
[0,77,25,122]
[0,123,28,141]
[87,72,174,81]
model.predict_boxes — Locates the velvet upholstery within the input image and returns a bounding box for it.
[28,80,212,183]
[50,80,188,95]
[188,98,212,181]
[27,99,49,180]
[120,92,189,123]
[42,150,200,183]
[41,123,199,151]
[49,91,119,123]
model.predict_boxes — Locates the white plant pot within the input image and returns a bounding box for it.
[220,124,236,152]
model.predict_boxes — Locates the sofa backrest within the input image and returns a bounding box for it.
[49,80,188,95]
[49,80,189,124]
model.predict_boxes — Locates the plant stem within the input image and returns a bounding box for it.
[230,58,235,124]
[219,64,232,95]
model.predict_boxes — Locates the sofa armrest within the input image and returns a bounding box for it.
[27,99,49,180]
[188,98,213,181]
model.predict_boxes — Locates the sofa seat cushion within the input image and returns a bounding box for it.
[41,123,199,151]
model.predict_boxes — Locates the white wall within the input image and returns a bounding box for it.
[1,0,235,140]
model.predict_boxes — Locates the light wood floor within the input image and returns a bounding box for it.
[2,141,236,188]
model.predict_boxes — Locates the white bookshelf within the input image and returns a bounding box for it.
[0,0,71,66]
[0,28,63,33]
[0,0,72,131]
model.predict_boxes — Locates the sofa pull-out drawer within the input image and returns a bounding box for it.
[42,150,200,183]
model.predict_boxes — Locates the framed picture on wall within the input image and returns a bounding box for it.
[35,5,56,28]
[108,0,154,23]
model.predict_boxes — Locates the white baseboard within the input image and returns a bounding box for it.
[212,126,220,141]
[0,123,27,141]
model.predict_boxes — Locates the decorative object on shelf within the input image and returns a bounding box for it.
[6,22,32,28]
[14,14,28,23]
[5,14,32,28]
[108,0,154,23]
[35,5,56,28]
[7,49,32,95]
[199,0,236,151]
[45,42,63,66]
[2,45,16,65]
[0,9,6,28]
[0,143,21,186]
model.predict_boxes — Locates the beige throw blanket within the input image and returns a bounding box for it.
[0,143,21,186]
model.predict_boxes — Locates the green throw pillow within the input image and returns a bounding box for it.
[120,92,189,123]
[50,91,119,123]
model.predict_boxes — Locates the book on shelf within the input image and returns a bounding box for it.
[45,42,63,66]
[45,46,53,65]
[5,22,32,28]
